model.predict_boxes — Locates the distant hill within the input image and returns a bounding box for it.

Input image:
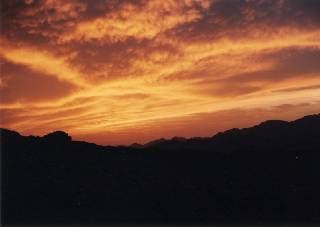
[137,113,320,153]
[1,114,320,225]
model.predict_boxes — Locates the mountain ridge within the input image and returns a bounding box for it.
[2,113,320,225]
[2,113,319,149]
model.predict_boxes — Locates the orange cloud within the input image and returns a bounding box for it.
[60,0,211,43]
[0,58,77,104]
[1,0,320,145]
[0,42,88,87]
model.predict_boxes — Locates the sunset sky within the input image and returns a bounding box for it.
[1,0,320,145]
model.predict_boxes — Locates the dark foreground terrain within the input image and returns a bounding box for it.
[1,114,320,225]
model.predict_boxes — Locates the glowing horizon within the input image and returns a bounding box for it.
[1,0,320,145]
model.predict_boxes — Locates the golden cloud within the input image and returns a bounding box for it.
[60,0,211,43]
[0,43,88,87]
[1,0,320,145]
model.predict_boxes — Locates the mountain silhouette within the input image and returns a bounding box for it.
[42,131,72,143]
[1,113,320,225]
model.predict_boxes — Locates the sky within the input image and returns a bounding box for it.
[1,0,320,145]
